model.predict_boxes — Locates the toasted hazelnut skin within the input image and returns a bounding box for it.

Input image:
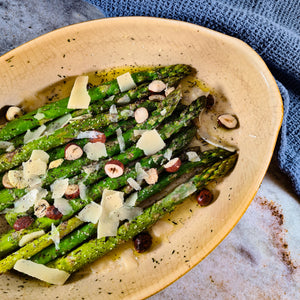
[133,231,152,253]
[64,143,83,160]
[89,131,106,143]
[45,206,63,220]
[104,159,124,178]
[13,216,34,231]
[197,189,213,206]
[64,184,80,199]
[164,157,182,173]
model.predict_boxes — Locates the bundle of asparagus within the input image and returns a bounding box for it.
[0,64,238,285]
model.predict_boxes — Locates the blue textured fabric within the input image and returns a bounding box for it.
[85,0,300,195]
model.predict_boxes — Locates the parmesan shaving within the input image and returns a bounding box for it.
[163,148,173,161]
[0,141,15,152]
[120,109,134,117]
[53,198,72,215]
[50,178,69,199]
[117,206,142,221]
[23,159,47,180]
[76,130,102,139]
[127,178,141,191]
[116,72,136,92]
[30,150,49,163]
[160,108,167,116]
[14,188,48,213]
[135,162,149,182]
[77,202,102,224]
[45,114,72,135]
[136,129,166,155]
[97,189,124,239]
[67,76,90,109]
[97,211,119,239]
[105,95,115,102]
[14,259,70,285]
[82,162,99,175]
[24,125,46,144]
[186,151,201,162]
[117,94,131,104]
[116,128,125,153]
[33,112,45,120]
[109,104,118,122]
[124,192,138,207]
[83,142,107,160]
[78,181,88,200]
[19,230,45,247]
[50,223,60,250]
[101,189,124,211]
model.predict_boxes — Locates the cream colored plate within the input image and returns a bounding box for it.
[0,17,282,299]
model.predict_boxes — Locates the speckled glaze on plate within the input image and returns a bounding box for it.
[0,17,283,299]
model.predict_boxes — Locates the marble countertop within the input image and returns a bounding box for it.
[0,1,299,299]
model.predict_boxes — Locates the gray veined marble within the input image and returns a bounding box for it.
[0,0,104,56]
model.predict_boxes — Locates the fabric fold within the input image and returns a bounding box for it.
[85,0,300,195]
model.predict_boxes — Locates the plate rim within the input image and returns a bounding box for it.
[0,16,283,299]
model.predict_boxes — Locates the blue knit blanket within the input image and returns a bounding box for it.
[85,0,300,196]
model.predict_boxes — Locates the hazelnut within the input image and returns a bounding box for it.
[197,189,213,206]
[89,131,106,143]
[45,205,63,220]
[13,216,34,231]
[134,107,149,124]
[133,231,152,253]
[148,80,166,93]
[64,184,80,199]
[104,160,124,178]
[163,157,182,173]
[217,114,238,129]
[64,143,83,160]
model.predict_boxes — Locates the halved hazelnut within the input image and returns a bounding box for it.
[217,114,238,129]
[64,143,83,160]
[149,94,165,101]
[145,168,158,185]
[45,205,63,220]
[165,87,175,97]
[134,107,149,124]
[13,216,34,231]
[148,80,166,93]
[163,157,181,173]
[34,199,50,218]
[2,172,14,189]
[6,106,23,121]
[104,160,124,178]
[64,184,80,199]
[89,131,106,143]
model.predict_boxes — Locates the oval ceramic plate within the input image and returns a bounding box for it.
[0,17,282,299]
